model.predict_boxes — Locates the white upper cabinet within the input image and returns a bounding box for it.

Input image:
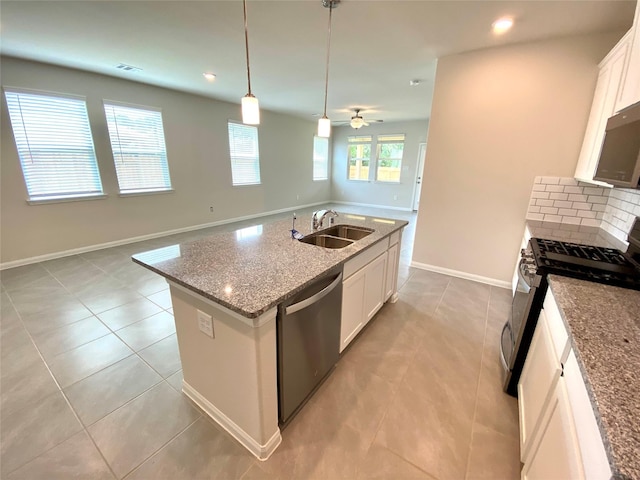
[574,32,630,186]
[617,2,640,110]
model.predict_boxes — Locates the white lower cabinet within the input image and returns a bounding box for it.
[518,287,611,480]
[340,232,401,353]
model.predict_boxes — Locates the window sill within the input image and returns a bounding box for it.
[26,193,108,205]
[119,189,174,198]
[313,178,329,182]
[346,179,370,182]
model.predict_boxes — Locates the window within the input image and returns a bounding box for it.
[4,88,103,202]
[347,135,372,181]
[227,122,260,186]
[313,136,329,181]
[376,134,405,183]
[104,102,171,194]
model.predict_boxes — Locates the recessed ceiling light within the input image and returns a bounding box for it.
[203,72,217,82]
[115,63,142,73]
[492,17,514,34]
[409,79,421,87]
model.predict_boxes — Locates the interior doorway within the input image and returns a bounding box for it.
[412,143,426,211]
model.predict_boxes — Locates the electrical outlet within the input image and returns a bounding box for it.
[209,206,214,213]
[197,309,214,338]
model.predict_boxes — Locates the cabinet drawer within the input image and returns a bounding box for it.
[343,239,388,280]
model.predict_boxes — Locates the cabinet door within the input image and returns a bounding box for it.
[518,309,563,463]
[340,269,365,352]
[384,242,399,301]
[575,36,629,184]
[522,378,585,480]
[363,253,387,323]
[617,4,640,110]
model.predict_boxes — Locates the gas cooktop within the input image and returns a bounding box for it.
[530,237,640,291]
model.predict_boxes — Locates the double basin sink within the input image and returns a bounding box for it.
[299,224,374,249]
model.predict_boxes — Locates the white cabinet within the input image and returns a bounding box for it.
[522,376,585,480]
[617,2,640,109]
[519,287,612,480]
[574,32,630,185]
[518,309,562,462]
[384,240,399,301]
[340,231,402,353]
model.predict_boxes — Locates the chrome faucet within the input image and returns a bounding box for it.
[312,209,339,230]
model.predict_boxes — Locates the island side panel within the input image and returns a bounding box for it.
[169,284,281,459]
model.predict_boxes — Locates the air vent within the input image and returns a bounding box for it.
[115,63,142,73]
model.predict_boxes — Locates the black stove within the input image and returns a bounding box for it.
[530,238,640,291]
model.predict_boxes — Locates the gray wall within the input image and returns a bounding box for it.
[412,32,623,284]
[330,120,429,210]
[1,57,331,264]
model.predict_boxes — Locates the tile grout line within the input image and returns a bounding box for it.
[462,284,494,480]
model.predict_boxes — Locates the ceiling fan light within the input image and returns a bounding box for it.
[242,94,260,125]
[350,117,365,129]
[318,116,331,137]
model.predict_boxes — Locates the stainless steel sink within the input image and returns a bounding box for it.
[299,235,354,249]
[317,225,374,241]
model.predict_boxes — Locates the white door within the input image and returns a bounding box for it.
[412,143,426,211]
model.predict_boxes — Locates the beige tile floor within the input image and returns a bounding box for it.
[0,205,520,479]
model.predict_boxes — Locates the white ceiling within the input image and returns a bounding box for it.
[0,1,635,124]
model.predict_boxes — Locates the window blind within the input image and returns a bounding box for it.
[4,88,103,201]
[313,136,329,181]
[228,122,261,186]
[104,102,172,194]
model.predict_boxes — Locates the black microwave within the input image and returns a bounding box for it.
[593,100,640,189]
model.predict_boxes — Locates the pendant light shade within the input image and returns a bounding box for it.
[241,0,259,125]
[318,116,331,137]
[242,94,260,125]
[318,0,338,138]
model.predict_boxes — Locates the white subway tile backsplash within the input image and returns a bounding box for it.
[587,195,608,204]
[558,208,577,216]
[581,218,600,227]
[540,207,559,215]
[568,194,588,202]
[572,202,591,210]
[526,177,639,238]
[540,176,560,185]
[549,193,569,201]
[531,191,550,199]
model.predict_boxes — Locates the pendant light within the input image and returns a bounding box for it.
[318,0,338,138]
[241,0,259,124]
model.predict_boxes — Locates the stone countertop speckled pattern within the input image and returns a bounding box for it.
[132,212,408,318]
[548,275,640,480]
[526,220,629,251]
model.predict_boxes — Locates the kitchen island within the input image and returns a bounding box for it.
[132,212,407,460]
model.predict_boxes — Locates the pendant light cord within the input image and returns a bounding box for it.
[322,1,334,117]
[243,0,252,96]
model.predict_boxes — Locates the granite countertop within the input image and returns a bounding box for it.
[547,275,640,480]
[132,212,408,318]
[526,220,629,251]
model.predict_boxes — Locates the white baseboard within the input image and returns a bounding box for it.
[0,201,328,270]
[181,381,282,461]
[331,200,413,212]
[410,261,511,289]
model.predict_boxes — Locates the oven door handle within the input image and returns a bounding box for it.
[500,321,512,372]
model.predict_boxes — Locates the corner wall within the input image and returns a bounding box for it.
[411,32,623,284]
[0,57,331,264]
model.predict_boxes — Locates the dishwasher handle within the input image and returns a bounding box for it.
[285,272,343,315]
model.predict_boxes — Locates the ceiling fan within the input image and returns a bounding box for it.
[336,109,383,130]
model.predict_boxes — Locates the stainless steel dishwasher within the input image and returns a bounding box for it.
[277,267,342,426]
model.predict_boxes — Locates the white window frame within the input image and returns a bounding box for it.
[227,121,261,186]
[347,135,373,182]
[313,135,329,181]
[103,101,172,196]
[4,87,104,204]
[375,134,405,184]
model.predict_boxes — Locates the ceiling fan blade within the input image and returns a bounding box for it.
[363,121,370,126]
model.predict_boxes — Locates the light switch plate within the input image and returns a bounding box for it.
[197,309,214,338]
